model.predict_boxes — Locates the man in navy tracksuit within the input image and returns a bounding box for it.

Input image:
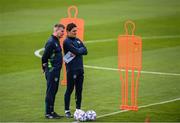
[42,24,65,119]
[63,23,88,118]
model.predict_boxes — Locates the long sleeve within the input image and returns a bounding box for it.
[42,42,54,64]
[64,40,87,55]
[80,41,88,55]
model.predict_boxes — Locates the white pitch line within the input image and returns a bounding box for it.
[34,34,180,56]
[34,51,180,76]
[85,38,115,44]
[34,34,180,76]
[84,65,180,76]
[85,35,180,44]
[141,35,180,39]
[34,48,180,76]
[34,48,44,58]
[97,97,180,118]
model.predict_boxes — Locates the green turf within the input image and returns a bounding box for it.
[97,100,180,122]
[0,0,180,122]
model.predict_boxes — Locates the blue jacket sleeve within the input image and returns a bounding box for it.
[42,42,54,64]
[64,40,88,55]
[80,41,88,55]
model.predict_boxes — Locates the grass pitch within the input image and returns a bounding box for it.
[0,0,180,122]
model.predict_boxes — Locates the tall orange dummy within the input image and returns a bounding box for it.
[118,20,142,111]
[60,5,84,85]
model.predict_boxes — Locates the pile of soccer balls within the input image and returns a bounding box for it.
[74,109,96,122]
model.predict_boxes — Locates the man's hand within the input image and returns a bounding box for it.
[42,63,47,73]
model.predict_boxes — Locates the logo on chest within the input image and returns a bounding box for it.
[55,43,61,52]
[55,43,58,47]
[77,40,81,44]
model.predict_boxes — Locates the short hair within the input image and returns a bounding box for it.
[66,23,77,31]
[54,23,65,29]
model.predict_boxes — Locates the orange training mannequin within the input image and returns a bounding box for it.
[118,20,142,111]
[60,5,85,85]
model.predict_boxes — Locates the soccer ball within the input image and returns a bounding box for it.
[86,110,96,121]
[79,112,87,122]
[74,109,87,122]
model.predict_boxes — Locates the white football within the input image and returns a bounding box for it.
[86,110,97,121]
[74,109,87,121]
[79,111,87,122]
